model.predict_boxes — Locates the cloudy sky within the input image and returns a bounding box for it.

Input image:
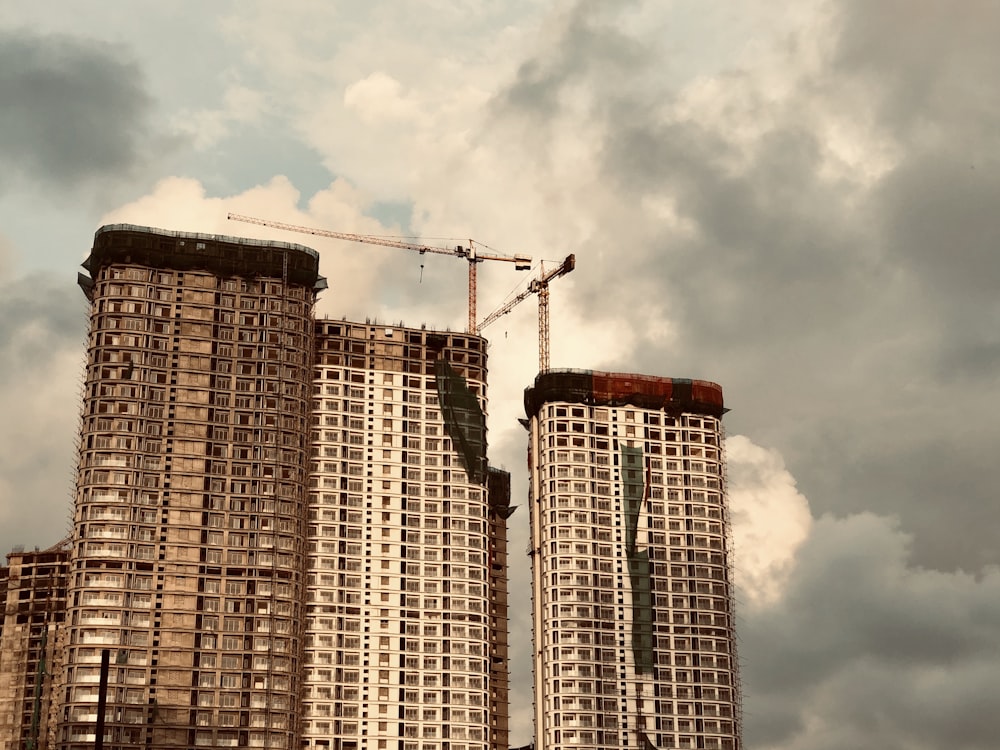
[3,1,999,747]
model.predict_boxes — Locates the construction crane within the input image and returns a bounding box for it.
[227,213,531,335]
[478,254,575,372]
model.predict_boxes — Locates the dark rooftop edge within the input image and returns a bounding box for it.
[524,368,726,419]
[81,224,324,291]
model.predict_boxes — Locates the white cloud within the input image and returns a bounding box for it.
[344,72,423,125]
[0,285,83,554]
[728,435,812,607]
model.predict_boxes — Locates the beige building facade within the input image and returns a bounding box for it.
[0,544,70,750]
[45,224,512,750]
[525,370,741,750]
[62,225,322,750]
[302,321,510,750]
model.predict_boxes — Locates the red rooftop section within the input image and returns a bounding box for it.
[524,369,725,419]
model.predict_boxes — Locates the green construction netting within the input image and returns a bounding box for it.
[622,445,654,674]
[435,358,487,485]
[487,467,515,519]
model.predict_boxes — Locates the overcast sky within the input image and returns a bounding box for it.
[3,1,1000,747]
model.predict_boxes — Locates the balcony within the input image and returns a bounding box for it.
[80,634,120,645]
[80,615,121,626]
[88,512,128,522]
[81,597,122,607]
[89,530,129,540]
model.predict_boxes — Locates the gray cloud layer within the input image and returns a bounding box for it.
[492,0,1000,570]
[0,30,155,192]
[743,513,1000,750]
[0,273,86,554]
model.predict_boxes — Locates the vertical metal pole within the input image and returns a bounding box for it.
[468,257,478,334]
[95,648,110,750]
[537,284,550,373]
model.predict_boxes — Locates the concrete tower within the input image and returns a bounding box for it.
[62,224,323,750]
[524,370,741,750]
[302,321,511,750]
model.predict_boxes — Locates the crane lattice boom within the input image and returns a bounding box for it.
[227,213,531,333]
[478,254,575,372]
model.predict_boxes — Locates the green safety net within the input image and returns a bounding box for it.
[487,467,516,519]
[622,445,654,674]
[435,358,487,485]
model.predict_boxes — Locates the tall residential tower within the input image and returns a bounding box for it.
[63,225,323,750]
[525,370,741,750]
[301,321,510,750]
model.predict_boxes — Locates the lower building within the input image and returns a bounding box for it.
[484,467,513,750]
[524,370,741,750]
[0,542,70,750]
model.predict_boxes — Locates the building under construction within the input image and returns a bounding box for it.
[35,224,513,750]
[61,225,324,750]
[302,321,512,750]
[0,222,744,750]
[524,370,742,750]
[0,542,70,750]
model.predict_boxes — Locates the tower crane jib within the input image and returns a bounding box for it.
[226,213,530,334]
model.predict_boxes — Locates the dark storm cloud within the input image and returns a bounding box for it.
[742,514,1000,750]
[0,29,155,191]
[489,0,1000,746]
[495,0,1000,570]
[875,151,1000,301]
[498,0,648,119]
[833,0,1000,141]
[0,273,86,554]
[603,119,872,338]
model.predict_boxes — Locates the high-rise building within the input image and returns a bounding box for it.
[0,542,70,750]
[53,224,512,750]
[63,224,323,750]
[302,321,510,750]
[524,370,741,750]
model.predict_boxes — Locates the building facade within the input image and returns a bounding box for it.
[62,225,323,750]
[301,321,510,750]
[525,370,741,750]
[0,544,70,750]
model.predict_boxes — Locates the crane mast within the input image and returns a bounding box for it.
[227,213,530,334]
[478,254,575,372]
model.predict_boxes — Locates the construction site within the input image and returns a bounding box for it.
[0,219,740,750]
